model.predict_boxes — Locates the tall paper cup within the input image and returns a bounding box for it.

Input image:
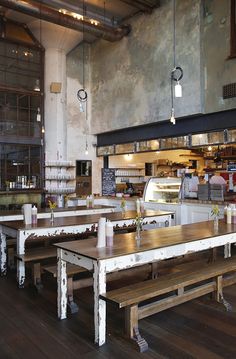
[23,204,32,225]
[96,217,106,248]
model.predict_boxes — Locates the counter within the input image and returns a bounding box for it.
[68,196,139,211]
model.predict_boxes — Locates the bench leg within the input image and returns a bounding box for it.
[208,248,217,263]
[151,262,159,279]
[215,275,223,303]
[214,275,232,312]
[8,247,15,270]
[67,277,78,314]
[33,263,43,290]
[125,305,148,353]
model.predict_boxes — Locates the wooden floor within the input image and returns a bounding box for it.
[0,272,236,359]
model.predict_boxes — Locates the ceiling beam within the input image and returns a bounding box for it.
[0,0,131,42]
[39,0,115,27]
[119,0,160,13]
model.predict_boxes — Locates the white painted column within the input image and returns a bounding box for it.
[94,261,106,346]
[57,249,68,320]
[44,48,67,161]
[0,232,6,275]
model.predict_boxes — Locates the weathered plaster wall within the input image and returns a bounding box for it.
[203,0,236,113]
[66,45,102,194]
[90,0,202,134]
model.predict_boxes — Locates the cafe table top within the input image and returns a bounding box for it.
[0,205,114,217]
[0,209,174,231]
[55,220,236,261]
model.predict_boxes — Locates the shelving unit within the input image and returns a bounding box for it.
[114,168,145,184]
[45,161,76,195]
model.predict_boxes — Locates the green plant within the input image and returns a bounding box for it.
[211,205,220,218]
[135,214,143,230]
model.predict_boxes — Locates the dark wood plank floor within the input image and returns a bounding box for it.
[0,272,236,359]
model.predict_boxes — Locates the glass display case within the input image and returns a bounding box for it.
[143,177,182,204]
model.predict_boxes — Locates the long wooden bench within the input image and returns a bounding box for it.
[42,263,88,313]
[16,247,57,288]
[100,256,236,352]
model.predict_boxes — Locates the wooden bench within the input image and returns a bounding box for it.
[16,247,57,289]
[42,263,88,313]
[100,256,236,352]
[6,237,16,270]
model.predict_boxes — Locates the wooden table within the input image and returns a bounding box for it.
[0,205,115,222]
[55,220,236,347]
[0,210,173,285]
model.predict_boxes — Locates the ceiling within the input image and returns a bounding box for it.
[0,0,160,43]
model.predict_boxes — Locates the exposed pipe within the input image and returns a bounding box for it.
[0,0,131,42]
[119,0,160,13]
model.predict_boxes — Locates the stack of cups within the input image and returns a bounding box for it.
[106,221,114,247]
[96,217,106,248]
[22,204,32,225]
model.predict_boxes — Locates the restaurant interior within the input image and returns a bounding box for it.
[0,1,236,358]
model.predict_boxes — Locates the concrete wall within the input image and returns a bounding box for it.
[90,0,202,134]
[66,44,103,194]
[203,0,236,113]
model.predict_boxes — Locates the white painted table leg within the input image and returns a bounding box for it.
[94,261,106,346]
[57,249,67,320]
[224,243,231,258]
[17,232,26,288]
[0,233,7,275]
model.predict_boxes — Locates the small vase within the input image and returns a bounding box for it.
[135,225,142,242]
[214,217,219,231]
[50,209,54,223]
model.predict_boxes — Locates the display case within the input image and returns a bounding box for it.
[143,177,181,204]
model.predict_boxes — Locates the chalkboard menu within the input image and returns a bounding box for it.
[102,168,116,196]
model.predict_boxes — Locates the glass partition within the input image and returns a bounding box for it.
[0,144,42,190]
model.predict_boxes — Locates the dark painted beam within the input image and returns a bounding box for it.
[97,109,236,146]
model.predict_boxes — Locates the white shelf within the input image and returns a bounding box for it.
[154,189,179,193]
[46,187,75,194]
[45,161,75,167]
[46,175,75,181]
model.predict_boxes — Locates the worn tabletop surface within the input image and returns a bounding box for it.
[55,220,236,260]
[0,205,114,217]
[0,210,174,230]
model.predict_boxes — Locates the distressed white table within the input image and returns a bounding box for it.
[0,210,173,285]
[0,204,115,222]
[55,220,236,347]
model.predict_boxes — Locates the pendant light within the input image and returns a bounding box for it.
[77,0,87,113]
[170,0,183,125]
[76,0,89,155]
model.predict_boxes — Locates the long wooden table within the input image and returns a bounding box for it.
[55,220,236,347]
[0,210,173,285]
[0,204,115,222]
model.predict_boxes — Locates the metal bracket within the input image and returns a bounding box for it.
[132,326,148,353]
[68,295,79,314]
[220,293,232,312]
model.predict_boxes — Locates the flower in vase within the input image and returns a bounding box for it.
[211,205,220,219]
[120,198,126,211]
[48,200,57,210]
[135,214,143,231]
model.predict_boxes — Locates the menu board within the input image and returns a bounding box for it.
[102,168,116,196]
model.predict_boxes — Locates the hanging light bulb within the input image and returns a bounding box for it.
[41,125,45,134]
[170,108,176,125]
[36,107,41,122]
[34,79,40,92]
[85,139,88,155]
[174,80,182,97]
